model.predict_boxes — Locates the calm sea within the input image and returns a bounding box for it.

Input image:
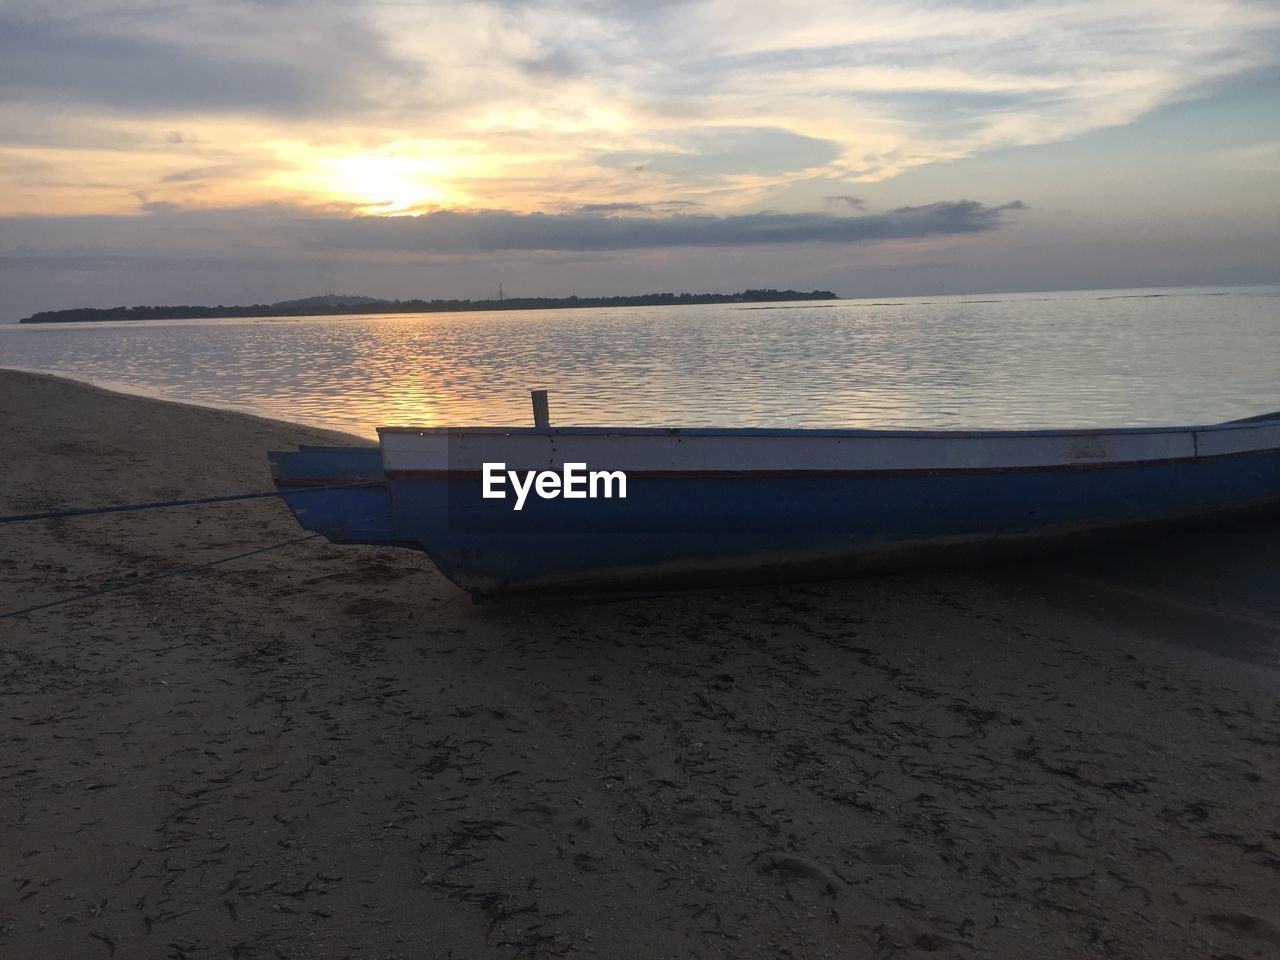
[2,285,1277,439]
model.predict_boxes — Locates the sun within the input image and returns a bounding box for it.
[266,148,469,214]
[319,154,455,214]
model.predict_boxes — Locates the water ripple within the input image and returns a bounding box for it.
[2,286,1276,438]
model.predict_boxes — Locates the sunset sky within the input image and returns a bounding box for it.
[2,0,1278,319]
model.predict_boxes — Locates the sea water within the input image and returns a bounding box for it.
[2,285,1276,439]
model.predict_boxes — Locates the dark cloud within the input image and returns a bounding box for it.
[295,200,1024,253]
[0,13,401,117]
[160,164,257,184]
[885,199,1027,225]
[161,169,209,183]
[0,199,1023,257]
[519,47,583,78]
[0,252,291,273]
[824,195,865,209]
[572,200,704,215]
[137,198,182,214]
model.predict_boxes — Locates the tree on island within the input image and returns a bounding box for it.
[19,289,840,324]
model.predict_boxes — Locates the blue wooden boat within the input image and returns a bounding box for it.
[270,402,1280,597]
[268,444,414,547]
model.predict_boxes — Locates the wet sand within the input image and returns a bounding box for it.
[2,368,1278,959]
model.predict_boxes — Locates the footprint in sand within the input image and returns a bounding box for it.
[312,561,417,586]
[1204,911,1280,944]
[341,598,411,617]
[845,840,929,868]
[1203,758,1264,783]
[754,850,843,898]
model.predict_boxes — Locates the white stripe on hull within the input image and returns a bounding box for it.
[378,420,1280,475]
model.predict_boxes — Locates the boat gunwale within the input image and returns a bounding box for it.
[381,445,1280,480]
[377,417,1280,441]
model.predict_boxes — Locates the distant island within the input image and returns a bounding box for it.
[19,289,840,324]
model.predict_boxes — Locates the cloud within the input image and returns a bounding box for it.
[291,199,1025,252]
[1216,140,1280,173]
[572,200,705,215]
[132,192,181,214]
[2,1,1276,217]
[598,127,844,180]
[0,200,1024,277]
[0,10,403,118]
[518,47,584,79]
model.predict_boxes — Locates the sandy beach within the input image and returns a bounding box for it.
[2,368,1278,959]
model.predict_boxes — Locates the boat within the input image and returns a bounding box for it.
[269,395,1280,597]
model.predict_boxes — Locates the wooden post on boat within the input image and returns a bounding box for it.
[531,389,550,428]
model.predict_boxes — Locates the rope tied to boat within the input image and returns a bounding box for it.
[0,514,391,621]
[0,480,385,525]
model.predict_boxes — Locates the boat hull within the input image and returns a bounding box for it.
[386,450,1280,594]
[269,445,412,547]
[271,419,1280,596]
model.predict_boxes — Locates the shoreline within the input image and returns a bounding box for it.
[2,368,1279,958]
[0,365,373,443]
